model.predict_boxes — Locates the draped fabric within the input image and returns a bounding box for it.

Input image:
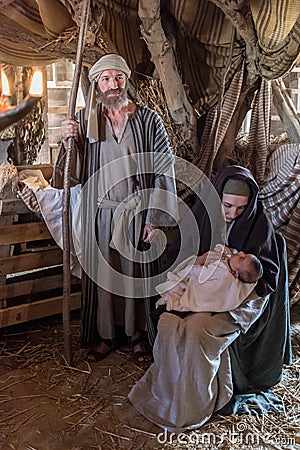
[195,71,273,185]
[195,64,245,174]
[229,232,292,393]
[248,79,272,186]
[0,0,299,111]
[259,144,300,305]
[36,0,74,38]
[129,310,242,432]
[250,0,300,79]
[0,0,64,65]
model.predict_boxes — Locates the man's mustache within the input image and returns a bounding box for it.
[105,88,122,95]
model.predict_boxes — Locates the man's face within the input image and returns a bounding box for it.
[96,69,128,110]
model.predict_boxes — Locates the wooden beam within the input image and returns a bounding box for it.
[138,0,198,152]
[48,106,82,114]
[208,0,259,81]
[272,79,300,143]
[0,248,62,275]
[0,273,80,301]
[0,23,100,67]
[0,216,14,308]
[0,292,81,328]
[1,222,51,245]
[0,198,30,216]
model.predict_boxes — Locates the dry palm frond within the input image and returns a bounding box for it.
[135,77,191,159]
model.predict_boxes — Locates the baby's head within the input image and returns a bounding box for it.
[228,252,263,283]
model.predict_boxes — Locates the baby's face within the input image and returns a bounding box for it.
[228,252,253,277]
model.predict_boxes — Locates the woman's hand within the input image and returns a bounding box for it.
[61,118,79,143]
[195,250,226,267]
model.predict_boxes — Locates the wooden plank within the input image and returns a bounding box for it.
[0,248,62,275]
[48,106,82,115]
[0,198,30,216]
[0,292,81,328]
[0,274,80,301]
[0,216,14,228]
[0,216,15,307]
[0,216,14,256]
[0,276,7,308]
[1,222,51,245]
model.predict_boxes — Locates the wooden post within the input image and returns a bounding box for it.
[138,0,198,152]
[62,0,90,364]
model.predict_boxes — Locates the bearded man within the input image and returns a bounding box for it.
[52,53,177,363]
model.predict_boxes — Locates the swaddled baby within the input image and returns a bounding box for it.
[156,245,263,313]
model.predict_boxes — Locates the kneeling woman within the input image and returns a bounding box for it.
[128,165,279,432]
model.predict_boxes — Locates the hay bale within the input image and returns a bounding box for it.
[0,163,18,199]
[135,77,190,159]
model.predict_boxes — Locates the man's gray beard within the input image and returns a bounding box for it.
[96,87,129,110]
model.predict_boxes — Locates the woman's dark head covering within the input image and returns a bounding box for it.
[222,179,251,197]
[209,166,279,297]
[211,165,259,225]
[175,166,259,258]
[212,165,257,195]
[189,165,260,254]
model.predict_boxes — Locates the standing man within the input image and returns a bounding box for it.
[52,53,177,362]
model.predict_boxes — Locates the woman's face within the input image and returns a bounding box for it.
[222,193,249,223]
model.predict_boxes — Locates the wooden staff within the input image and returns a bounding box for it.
[62,0,90,364]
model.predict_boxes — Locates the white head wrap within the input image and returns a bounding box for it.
[88,53,131,82]
[85,54,131,142]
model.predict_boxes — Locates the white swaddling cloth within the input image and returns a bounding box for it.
[156,253,256,313]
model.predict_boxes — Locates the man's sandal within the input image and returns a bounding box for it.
[86,339,114,362]
[131,337,153,363]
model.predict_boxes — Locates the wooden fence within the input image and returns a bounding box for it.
[0,165,81,328]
